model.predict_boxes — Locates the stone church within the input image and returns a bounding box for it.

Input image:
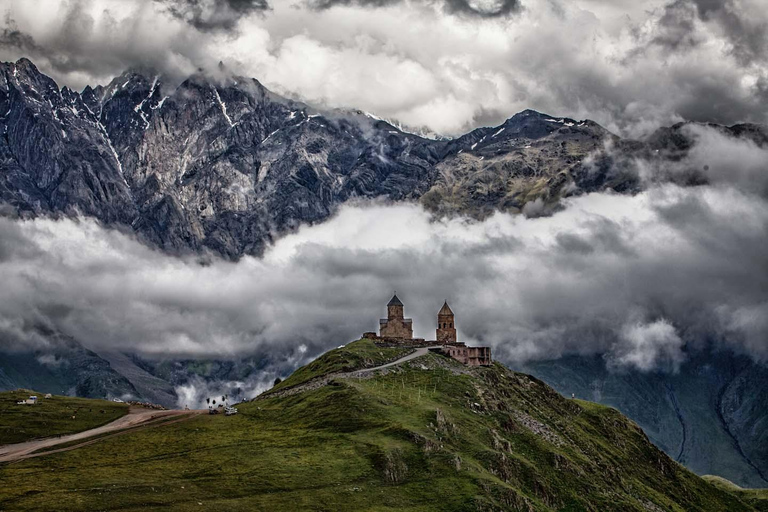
[379,294,413,339]
[370,293,492,366]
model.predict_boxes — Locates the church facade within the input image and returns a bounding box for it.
[365,293,492,366]
[379,294,413,339]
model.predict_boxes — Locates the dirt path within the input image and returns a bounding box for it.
[0,407,202,464]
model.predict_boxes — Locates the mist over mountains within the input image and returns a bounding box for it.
[1,57,768,486]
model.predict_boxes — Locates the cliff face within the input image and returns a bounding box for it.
[1,58,440,257]
[4,58,765,258]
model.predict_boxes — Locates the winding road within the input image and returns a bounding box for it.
[0,407,202,464]
[2,350,440,462]
[261,346,443,401]
[357,346,439,373]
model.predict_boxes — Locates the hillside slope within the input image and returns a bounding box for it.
[518,351,768,488]
[0,390,128,445]
[0,340,762,511]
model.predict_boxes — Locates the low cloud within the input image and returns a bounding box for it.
[2,171,768,374]
[608,319,685,372]
[158,0,270,31]
[174,371,281,409]
[307,0,521,18]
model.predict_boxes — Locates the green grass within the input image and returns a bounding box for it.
[0,390,128,445]
[271,339,413,392]
[0,355,763,511]
[30,415,184,455]
[704,476,768,511]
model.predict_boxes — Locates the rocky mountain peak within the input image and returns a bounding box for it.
[1,58,766,259]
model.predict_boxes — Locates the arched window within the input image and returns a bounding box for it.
[450,323,453,328]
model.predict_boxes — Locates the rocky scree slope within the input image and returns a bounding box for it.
[3,57,767,258]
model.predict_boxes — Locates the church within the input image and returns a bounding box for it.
[366,293,492,367]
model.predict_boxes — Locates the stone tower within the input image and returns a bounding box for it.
[379,294,413,339]
[436,301,457,343]
[387,294,404,320]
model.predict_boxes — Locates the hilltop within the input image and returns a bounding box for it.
[1,339,765,511]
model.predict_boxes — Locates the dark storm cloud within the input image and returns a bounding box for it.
[158,0,270,31]
[307,0,521,18]
[625,0,768,127]
[1,0,767,134]
[0,26,43,58]
[690,0,768,65]
[648,0,701,51]
[645,0,768,64]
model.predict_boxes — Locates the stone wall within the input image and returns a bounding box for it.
[380,318,413,339]
[372,337,429,348]
[436,321,456,343]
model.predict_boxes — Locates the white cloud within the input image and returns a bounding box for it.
[610,319,685,372]
[2,178,768,372]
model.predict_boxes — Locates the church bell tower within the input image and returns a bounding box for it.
[436,301,456,343]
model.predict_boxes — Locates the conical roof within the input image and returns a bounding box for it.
[438,301,454,315]
[388,294,403,306]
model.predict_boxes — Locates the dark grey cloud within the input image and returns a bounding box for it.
[690,0,768,65]
[626,0,768,128]
[646,0,768,65]
[158,0,270,31]
[0,1,205,88]
[649,0,702,51]
[307,0,521,18]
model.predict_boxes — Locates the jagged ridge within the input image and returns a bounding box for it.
[3,58,766,258]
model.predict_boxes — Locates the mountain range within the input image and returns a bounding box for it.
[3,57,766,258]
[1,57,768,489]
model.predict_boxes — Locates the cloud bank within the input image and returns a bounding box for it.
[2,172,767,375]
[0,0,766,136]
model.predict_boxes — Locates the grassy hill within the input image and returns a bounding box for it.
[0,341,765,511]
[703,476,768,511]
[271,338,413,392]
[0,390,128,445]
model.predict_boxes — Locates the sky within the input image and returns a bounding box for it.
[0,0,767,136]
[0,1,767,403]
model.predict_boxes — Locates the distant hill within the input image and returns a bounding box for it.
[0,340,764,511]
